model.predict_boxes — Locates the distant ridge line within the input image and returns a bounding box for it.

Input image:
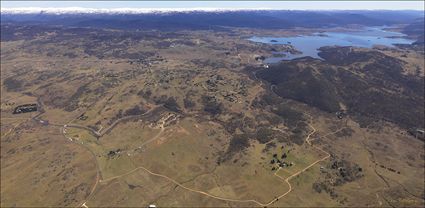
[1,7,422,15]
[1,7,282,14]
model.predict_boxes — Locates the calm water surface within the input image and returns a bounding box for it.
[248,27,414,63]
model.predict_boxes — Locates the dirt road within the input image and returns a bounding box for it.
[93,116,334,207]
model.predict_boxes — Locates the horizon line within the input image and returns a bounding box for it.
[2,7,424,14]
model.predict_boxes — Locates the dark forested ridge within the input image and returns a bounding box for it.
[403,18,425,45]
[256,47,424,129]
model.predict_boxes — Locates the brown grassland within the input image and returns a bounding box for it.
[1,24,424,207]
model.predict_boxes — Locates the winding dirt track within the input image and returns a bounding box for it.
[6,96,334,207]
[91,116,333,207]
[67,105,161,138]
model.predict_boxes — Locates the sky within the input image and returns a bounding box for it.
[1,1,424,11]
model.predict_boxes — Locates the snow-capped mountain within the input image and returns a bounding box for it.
[1,8,422,31]
[1,7,277,15]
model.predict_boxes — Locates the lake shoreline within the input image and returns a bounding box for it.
[248,26,414,63]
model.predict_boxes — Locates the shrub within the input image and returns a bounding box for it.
[274,104,304,128]
[124,105,145,116]
[3,77,22,91]
[220,134,251,162]
[183,97,195,109]
[164,97,180,112]
[202,95,223,116]
[256,128,275,144]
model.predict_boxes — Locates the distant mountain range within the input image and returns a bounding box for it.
[1,9,423,31]
[4,7,283,14]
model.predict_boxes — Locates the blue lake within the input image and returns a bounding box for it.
[248,27,415,63]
